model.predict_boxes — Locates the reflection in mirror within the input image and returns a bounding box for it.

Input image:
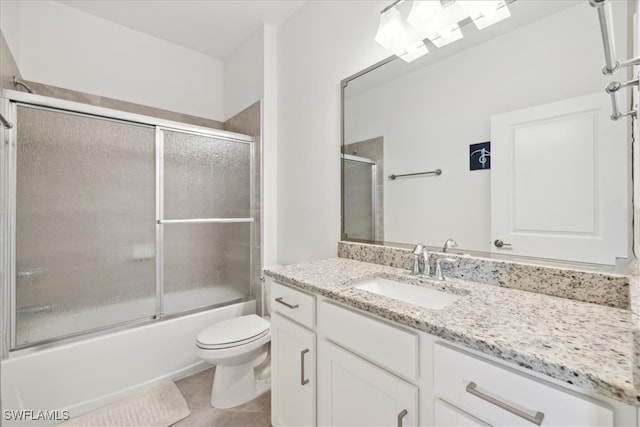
[342,0,633,265]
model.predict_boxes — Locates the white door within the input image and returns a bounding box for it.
[491,92,628,264]
[271,312,316,427]
[317,339,418,427]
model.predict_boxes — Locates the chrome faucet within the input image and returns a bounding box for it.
[435,257,456,280]
[411,243,430,277]
[442,238,458,253]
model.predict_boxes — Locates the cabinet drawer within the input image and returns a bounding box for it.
[318,300,418,381]
[434,398,490,427]
[270,281,315,329]
[434,343,613,427]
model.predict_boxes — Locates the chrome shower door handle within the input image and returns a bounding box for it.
[397,409,408,427]
[494,239,512,248]
[300,349,310,385]
[465,382,544,425]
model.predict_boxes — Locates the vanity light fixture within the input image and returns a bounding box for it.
[375,3,429,62]
[407,1,465,48]
[457,1,511,30]
[375,0,511,60]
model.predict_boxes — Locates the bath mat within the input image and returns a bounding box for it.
[60,382,190,427]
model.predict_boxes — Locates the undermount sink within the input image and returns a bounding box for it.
[353,277,460,310]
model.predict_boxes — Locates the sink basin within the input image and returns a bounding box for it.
[353,277,460,310]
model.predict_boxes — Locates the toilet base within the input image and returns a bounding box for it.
[210,347,271,409]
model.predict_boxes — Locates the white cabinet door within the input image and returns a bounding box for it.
[491,92,628,264]
[271,312,315,427]
[434,399,490,427]
[317,339,418,427]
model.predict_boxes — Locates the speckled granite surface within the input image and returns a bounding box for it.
[338,241,630,309]
[264,257,640,406]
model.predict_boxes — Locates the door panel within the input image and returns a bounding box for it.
[318,339,418,427]
[491,92,628,264]
[271,313,315,427]
[15,105,156,346]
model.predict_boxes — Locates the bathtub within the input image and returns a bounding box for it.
[1,300,255,425]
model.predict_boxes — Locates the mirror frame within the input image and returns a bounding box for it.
[339,3,639,268]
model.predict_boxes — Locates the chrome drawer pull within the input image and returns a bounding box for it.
[300,349,310,385]
[466,382,544,426]
[275,297,299,309]
[397,409,408,427]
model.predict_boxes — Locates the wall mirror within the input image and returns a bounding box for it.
[341,0,634,266]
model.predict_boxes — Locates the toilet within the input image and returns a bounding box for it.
[195,314,271,409]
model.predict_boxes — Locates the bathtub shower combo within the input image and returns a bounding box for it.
[0,89,259,415]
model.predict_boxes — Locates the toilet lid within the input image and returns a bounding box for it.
[197,314,270,349]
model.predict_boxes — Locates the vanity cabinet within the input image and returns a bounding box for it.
[270,282,316,427]
[268,278,636,427]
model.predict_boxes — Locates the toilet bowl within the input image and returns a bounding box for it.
[196,314,271,409]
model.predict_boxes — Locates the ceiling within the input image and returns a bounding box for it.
[56,0,307,60]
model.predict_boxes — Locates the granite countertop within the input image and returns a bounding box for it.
[264,257,640,406]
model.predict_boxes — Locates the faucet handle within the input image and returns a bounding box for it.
[410,252,422,276]
[435,257,456,281]
[421,246,431,277]
[410,243,427,276]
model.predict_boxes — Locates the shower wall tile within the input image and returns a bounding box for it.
[224,101,262,314]
[10,78,225,130]
[100,97,224,129]
[25,81,101,105]
[224,102,261,137]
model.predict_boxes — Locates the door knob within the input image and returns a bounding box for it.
[494,239,512,248]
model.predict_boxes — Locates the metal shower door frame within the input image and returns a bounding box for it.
[342,154,377,242]
[0,89,256,352]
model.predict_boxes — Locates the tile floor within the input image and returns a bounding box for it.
[173,368,271,427]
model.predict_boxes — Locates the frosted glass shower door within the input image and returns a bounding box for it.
[161,129,253,315]
[343,157,376,241]
[15,105,156,347]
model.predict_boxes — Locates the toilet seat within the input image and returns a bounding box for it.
[196,314,270,350]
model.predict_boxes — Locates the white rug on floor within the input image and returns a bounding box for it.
[60,382,190,427]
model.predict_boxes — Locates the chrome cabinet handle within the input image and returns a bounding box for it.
[300,349,310,385]
[275,297,299,309]
[466,382,544,425]
[494,239,512,248]
[397,409,408,427]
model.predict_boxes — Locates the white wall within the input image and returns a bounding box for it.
[342,2,628,252]
[0,1,21,66]
[225,29,264,120]
[263,24,278,268]
[276,1,389,264]
[0,1,225,121]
